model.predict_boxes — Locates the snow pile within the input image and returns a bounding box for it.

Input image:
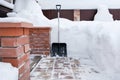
[78,66,110,80]
[0,0,14,9]
[7,0,50,26]
[94,5,114,21]
[0,62,18,80]
[50,19,120,80]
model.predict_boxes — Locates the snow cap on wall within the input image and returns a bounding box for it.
[94,5,114,21]
[0,0,14,9]
[6,0,50,26]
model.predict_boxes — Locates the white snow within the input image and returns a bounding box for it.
[50,19,120,80]
[7,0,50,27]
[0,17,31,23]
[0,0,14,9]
[38,0,120,9]
[0,62,18,80]
[94,5,114,21]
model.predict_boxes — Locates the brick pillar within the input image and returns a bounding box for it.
[74,10,80,21]
[0,22,33,80]
[29,27,51,56]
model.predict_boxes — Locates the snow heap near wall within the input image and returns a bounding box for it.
[0,62,18,80]
[0,0,14,9]
[50,19,120,80]
[94,5,113,21]
[7,0,50,26]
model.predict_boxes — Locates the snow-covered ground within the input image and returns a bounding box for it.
[31,57,111,80]
[0,62,18,80]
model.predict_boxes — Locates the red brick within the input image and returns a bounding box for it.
[19,69,30,80]
[44,51,50,55]
[1,36,29,47]
[0,46,24,57]
[0,22,33,28]
[17,36,29,46]
[29,28,51,55]
[18,53,30,66]
[19,60,30,75]
[18,53,30,67]
[24,44,31,53]
[2,52,29,67]
[2,58,18,67]
[1,38,17,47]
[0,28,24,36]
[0,37,1,47]
[23,28,29,35]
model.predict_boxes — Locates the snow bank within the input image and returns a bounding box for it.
[0,0,14,9]
[0,62,18,80]
[7,0,50,27]
[50,18,120,80]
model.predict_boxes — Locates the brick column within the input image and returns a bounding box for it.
[29,27,51,56]
[74,10,80,21]
[0,22,33,80]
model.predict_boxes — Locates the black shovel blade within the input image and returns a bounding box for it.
[51,43,67,57]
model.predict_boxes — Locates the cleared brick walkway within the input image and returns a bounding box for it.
[30,57,81,80]
[30,57,111,80]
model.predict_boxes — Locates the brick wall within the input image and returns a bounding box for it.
[0,37,1,47]
[29,27,51,56]
[0,22,32,80]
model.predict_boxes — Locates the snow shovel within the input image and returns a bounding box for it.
[51,43,67,57]
[51,5,67,57]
